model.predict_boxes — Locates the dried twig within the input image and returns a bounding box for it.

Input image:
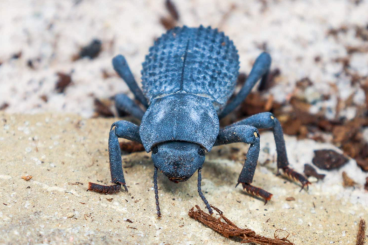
[188,205,294,245]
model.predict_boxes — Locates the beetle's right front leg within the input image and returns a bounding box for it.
[88,120,141,194]
[215,125,273,204]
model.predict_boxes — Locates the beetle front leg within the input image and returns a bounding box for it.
[215,125,273,204]
[232,112,310,190]
[88,120,142,194]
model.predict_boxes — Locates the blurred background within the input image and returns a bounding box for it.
[0,0,368,176]
[1,1,368,243]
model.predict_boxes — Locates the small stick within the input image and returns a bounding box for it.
[188,205,294,245]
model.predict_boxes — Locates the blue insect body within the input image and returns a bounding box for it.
[88,26,310,217]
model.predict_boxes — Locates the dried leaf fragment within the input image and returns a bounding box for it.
[55,72,72,93]
[160,17,176,30]
[21,175,32,181]
[342,171,356,187]
[119,141,145,153]
[356,219,366,245]
[0,103,9,111]
[165,0,179,21]
[93,98,114,118]
[285,197,295,201]
[304,164,325,180]
[312,149,349,170]
[357,158,368,172]
[78,39,102,60]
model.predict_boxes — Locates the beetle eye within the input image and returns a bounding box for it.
[152,146,158,154]
[198,147,205,156]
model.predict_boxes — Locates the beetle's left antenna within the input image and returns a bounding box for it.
[154,167,161,217]
[198,169,213,214]
[113,55,149,108]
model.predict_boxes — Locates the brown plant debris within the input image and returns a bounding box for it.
[0,102,9,111]
[364,177,368,191]
[342,171,357,187]
[165,0,179,21]
[11,51,22,59]
[258,68,281,92]
[312,149,349,170]
[55,72,72,93]
[119,141,145,153]
[40,95,48,103]
[188,205,294,245]
[160,17,176,31]
[285,197,295,201]
[356,144,368,172]
[78,39,102,60]
[93,98,114,118]
[237,72,247,86]
[304,164,325,180]
[239,92,281,117]
[21,175,32,181]
[160,0,179,30]
[356,219,366,245]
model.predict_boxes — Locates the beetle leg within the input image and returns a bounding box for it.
[231,112,311,190]
[88,120,142,194]
[278,166,311,191]
[113,55,149,108]
[115,93,145,119]
[219,52,271,119]
[215,125,273,204]
[236,182,273,204]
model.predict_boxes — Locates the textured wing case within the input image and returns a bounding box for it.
[141,26,239,112]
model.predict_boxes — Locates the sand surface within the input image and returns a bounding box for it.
[1,113,367,244]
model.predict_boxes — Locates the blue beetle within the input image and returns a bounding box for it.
[88,26,310,217]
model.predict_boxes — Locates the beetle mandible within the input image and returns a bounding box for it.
[88,26,310,217]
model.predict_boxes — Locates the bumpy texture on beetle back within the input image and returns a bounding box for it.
[141,26,240,112]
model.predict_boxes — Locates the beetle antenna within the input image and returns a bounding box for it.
[198,168,213,214]
[154,167,161,217]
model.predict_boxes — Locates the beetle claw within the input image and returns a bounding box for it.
[280,166,311,191]
[238,182,273,204]
[119,182,129,192]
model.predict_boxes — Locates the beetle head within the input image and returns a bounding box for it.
[151,141,205,183]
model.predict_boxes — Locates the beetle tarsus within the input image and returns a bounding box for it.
[88,182,123,194]
[280,166,311,191]
[238,182,273,204]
